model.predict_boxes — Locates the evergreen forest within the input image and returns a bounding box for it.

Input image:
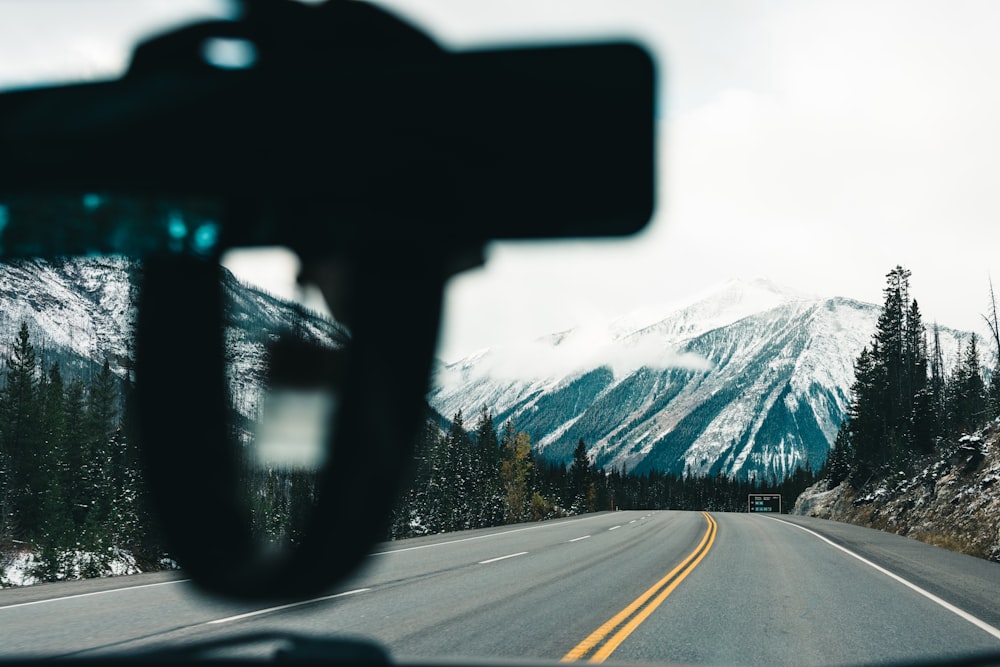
[0,322,156,581]
[2,263,995,583]
[387,406,814,539]
[821,266,1000,489]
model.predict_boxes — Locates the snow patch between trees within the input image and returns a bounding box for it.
[0,548,142,588]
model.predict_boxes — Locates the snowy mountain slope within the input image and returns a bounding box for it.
[0,257,135,378]
[0,257,345,425]
[430,279,972,481]
[630,297,869,478]
[613,277,814,344]
[223,269,347,424]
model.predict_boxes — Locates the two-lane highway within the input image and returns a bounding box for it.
[2,510,999,665]
[603,513,1000,665]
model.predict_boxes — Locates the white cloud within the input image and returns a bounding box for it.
[436,0,1000,362]
[0,1,235,90]
[7,0,1000,365]
[461,322,713,382]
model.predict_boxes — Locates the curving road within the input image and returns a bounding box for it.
[2,511,999,665]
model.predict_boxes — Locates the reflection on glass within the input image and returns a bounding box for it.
[0,193,223,258]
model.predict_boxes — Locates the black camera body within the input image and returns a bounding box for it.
[0,0,655,599]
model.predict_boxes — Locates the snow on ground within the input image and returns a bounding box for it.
[0,548,143,588]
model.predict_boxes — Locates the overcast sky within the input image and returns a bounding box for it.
[4,1,1000,364]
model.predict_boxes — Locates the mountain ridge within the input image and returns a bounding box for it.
[430,279,972,481]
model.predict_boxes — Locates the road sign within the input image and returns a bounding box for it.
[748,494,782,513]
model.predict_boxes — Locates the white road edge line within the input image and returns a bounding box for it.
[479,552,528,565]
[0,579,190,611]
[569,536,591,543]
[608,525,621,531]
[766,517,1000,642]
[206,588,370,625]
[370,513,612,556]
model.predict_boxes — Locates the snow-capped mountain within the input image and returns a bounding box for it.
[0,256,345,424]
[430,279,971,481]
[0,256,136,378]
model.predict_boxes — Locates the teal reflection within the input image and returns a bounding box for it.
[0,194,223,258]
[193,222,220,255]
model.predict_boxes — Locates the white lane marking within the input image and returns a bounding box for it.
[569,536,591,543]
[608,525,621,531]
[629,520,637,524]
[206,588,369,625]
[370,513,615,556]
[0,579,190,611]
[767,517,1000,642]
[479,552,528,565]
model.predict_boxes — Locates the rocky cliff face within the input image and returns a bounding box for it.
[793,419,1000,561]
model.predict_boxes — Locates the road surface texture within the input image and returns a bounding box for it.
[2,510,999,665]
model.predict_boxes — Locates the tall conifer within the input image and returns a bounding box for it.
[1,322,43,538]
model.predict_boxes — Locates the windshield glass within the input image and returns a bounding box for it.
[1,1,1000,666]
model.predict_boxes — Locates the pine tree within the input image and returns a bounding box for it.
[929,323,947,425]
[62,378,89,530]
[824,422,852,486]
[909,386,937,454]
[874,267,908,450]
[946,335,986,433]
[847,345,884,482]
[389,416,438,538]
[423,415,456,533]
[1,322,44,539]
[842,266,935,484]
[409,418,442,535]
[444,410,475,530]
[108,425,142,551]
[987,367,1000,422]
[474,406,500,465]
[905,299,929,410]
[34,362,73,576]
[83,360,118,540]
[471,406,505,527]
[568,438,595,513]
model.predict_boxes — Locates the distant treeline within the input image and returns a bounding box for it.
[389,406,815,539]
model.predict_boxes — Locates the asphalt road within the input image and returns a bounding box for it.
[2,511,999,666]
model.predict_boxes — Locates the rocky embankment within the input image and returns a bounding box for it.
[794,418,1000,561]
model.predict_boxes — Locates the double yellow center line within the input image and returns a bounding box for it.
[562,512,717,663]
